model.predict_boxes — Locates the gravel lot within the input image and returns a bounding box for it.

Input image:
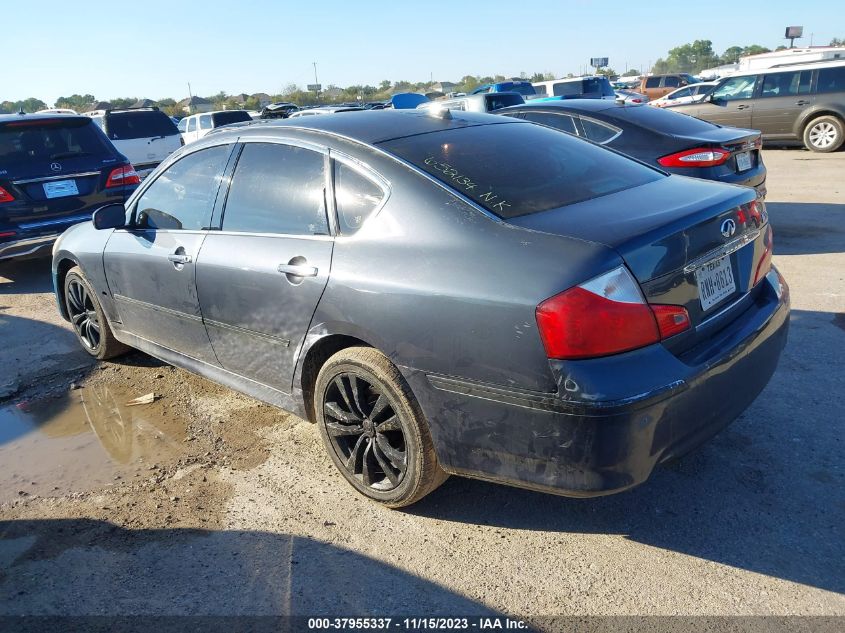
[0,149,842,626]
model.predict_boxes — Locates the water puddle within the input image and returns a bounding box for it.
[0,383,188,503]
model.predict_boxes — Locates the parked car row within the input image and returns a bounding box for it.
[50,109,789,507]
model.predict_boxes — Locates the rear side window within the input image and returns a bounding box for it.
[610,104,719,135]
[485,94,523,111]
[553,82,581,96]
[223,143,328,235]
[212,111,251,127]
[664,77,680,88]
[334,162,385,235]
[135,144,231,230]
[521,111,578,135]
[761,71,812,97]
[645,77,661,88]
[199,115,213,130]
[379,121,662,219]
[579,118,620,144]
[534,85,548,96]
[669,87,692,99]
[187,118,197,132]
[105,111,178,140]
[817,66,845,94]
[0,118,113,166]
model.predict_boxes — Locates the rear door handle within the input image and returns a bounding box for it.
[168,254,192,264]
[277,264,318,277]
[736,104,750,110]
[796,100,810,106]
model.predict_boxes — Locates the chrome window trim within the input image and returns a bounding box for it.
[576,115,623,145]
[13,171,101,185]
[329,149,392,238]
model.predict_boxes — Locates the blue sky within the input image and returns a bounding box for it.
[8,0,843,105]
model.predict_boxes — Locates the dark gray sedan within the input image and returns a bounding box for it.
[52,110,789,507]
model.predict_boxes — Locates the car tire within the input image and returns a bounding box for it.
[314,346,448,508]
[64,266,129,360]
[803,115,844,153]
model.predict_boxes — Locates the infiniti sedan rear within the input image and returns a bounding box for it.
[52,111,789,506]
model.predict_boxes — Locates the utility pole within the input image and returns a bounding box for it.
[312,62,320,102]
[187,82,193,114]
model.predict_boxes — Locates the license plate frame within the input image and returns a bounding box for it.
[736,151,752,172]
[43,179,79,199]
[696,255,736,311]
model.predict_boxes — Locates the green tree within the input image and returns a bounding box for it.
[653,40,720,74]
[54,94,95,111]
[831,37,844,46]
[378,79,391,92]
[0,98,47,113]
[110,97,136,109]
[622,69,640,77]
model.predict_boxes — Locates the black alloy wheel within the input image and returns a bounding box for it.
[323,372,407,491]
[66,278,101,351]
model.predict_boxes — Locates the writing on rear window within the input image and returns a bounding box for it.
[423,156,513,214]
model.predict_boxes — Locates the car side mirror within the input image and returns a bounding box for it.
[92,203,126,230]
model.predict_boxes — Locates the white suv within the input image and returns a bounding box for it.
[178,110,252,145]
[86,108,182,178]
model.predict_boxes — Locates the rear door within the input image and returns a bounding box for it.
[103,142,235,363]
[751,69,813,136]
[195,140,334,392]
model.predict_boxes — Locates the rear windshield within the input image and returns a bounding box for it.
[485,93,524,111]
[498,82,536,96]
[0,118,113,166]
[379,121,662,219]
[105,110,178,140]
[212,111,252,127]
[554,78,615,98]
[607,104,720,135]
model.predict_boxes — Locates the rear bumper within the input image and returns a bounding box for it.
[407,267,789,497]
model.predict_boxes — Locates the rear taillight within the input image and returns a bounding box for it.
[0,185,14,203]
[0,231,16,238]
[658,147,731,168]
[536,266,690,360]
[105,165,140,188]
[753,224,773,286]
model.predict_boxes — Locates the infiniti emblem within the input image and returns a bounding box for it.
[50,162,62,172]
[720,218,737,238]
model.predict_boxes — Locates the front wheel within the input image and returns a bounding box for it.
[314,347,448,508]
[803,115,844,153]
[64,266,129,360]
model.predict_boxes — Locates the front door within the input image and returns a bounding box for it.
[687,75,758,128]
[195,140,333,392]
[103,143,234,363]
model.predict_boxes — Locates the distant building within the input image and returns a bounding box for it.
[179,96,213,114]
[700,46,845,79]
[131,98,157,108]
[85,101,112,112]
[251,93,272,108]
[231,93,250,106]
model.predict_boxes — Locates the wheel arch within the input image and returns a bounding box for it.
[54,254,81,321]
[795,107,845,137]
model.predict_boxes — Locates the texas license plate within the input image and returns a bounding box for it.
[43,179,79,199]
[697,255,736,311]
[736,151,752,172]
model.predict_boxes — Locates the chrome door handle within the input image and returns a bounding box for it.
[277,264,318,277]
[736,104,750,110]
[168,254,192,264]
[796,100,809,106]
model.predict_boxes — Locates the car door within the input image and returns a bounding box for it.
[103,142,235,363]
[195,140,334,392]
[751,70,813,137]
[197,114,213,141]
[686,75,757,128]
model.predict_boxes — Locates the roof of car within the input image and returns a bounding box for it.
[227,109,519,144]
[0,113,91,124]
[506,99,625,113]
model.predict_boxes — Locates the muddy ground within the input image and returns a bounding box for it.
[0,149,842,623]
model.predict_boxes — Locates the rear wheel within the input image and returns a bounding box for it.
[64,266,129,360]
[314,347,448,508]
[803,115,844,153]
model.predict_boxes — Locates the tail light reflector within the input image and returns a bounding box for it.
[753,224,774,286]
[658,147,731,168]
[0,186,14,204]
[0,231,16,238]
[105,165,140,188]
[536,267,690,360]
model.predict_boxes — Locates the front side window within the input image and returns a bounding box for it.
[712,76,757,101]
[222,143,328,235]
[379,121,662,219]
[134,144,231,230]
[334,162,385,235]
[669,87,691,99]
[187,117,197,133]
[521,111,578,135]
[645,77,661,88]
[816,66,845,94]
[579,118,620,144]
[761,71,811,97]
[177,118,187,133]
